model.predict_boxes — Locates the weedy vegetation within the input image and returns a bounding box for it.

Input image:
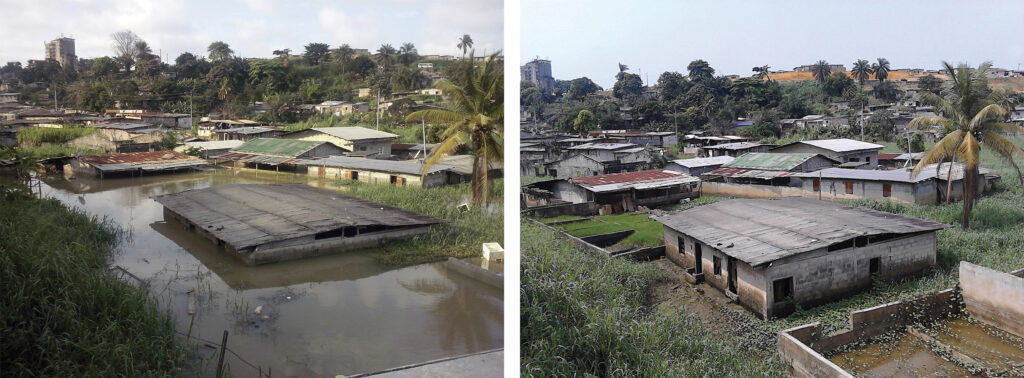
[521,220,786,376]
[332,178,504,266]
[16,126,96,147]
[0,184,185,376]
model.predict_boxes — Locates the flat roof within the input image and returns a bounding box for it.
[671,156,735,168]
[653,197,949,267]
[295,156,453,175]
[779,139,885,153]
[301,127,398,141]
[570,169,699,193]
[152,184,442,251]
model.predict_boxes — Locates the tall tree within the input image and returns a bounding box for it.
[565,77,601,100]
[457,34,473,57]
[573,109,596,134]
[405,52,503,206]
[910,62,1024,228]
[335,44,355,66]
[612,73,643,100]
[111,30,141,72]
[851,59,874,87]
[873,58,890,82]
[375,44,397,70]
[918,74,944,95]
[687,60,715,84]
[272,48,291,60]
[752,65,771,81]
[207,41,234,62]
[812,60,831,83]
[304,43,331,65]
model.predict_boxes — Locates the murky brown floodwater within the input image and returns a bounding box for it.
[33,168,503,377]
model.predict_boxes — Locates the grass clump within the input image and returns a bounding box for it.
[556,213,664,248]
[16,126,96,147]
[0,185,185,376]
[334,178,504,266]
[521,220,785,376]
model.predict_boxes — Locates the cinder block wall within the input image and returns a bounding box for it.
[960,262,1024,339]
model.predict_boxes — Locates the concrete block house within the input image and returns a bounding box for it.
[654,198,948,319]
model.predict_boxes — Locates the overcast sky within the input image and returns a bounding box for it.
[0,0,503,65]
[522,0,1024,88]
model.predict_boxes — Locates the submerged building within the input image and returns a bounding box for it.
[654,197,948,319]
[67,151,209,178]
[153,184,443,265]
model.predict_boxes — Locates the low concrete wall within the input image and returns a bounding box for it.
[812,288,959,352]
[446,258,503,288]
[960,262,1024,339]
[777,324,853,378]
[613,245,665,261]
[580,229,635,247]
[701,182,805,199]
[522,201,600,218]
[527,218,611,256]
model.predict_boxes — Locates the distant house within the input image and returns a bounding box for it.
[565,142,639,161]
[298,155,454,187]
[665,156,734,176]
[67,129,165,153]
[174,140,244,158]
[418,88,442,96]
[416,63,434,69]
[106,110,192,129]
[772,139,884,168]
[545,154,610,179]
[592,130,677,147]
[67,151,209,178]
[702,152,838,186]
[196,119,264,138]
[569,169,701,214]
[217,138,347,169]
[794,168,939,205]
[283,127,398,157]
[213,127,286,142]
[701,142,770,157]
[920,163,1001,202]
[391,143,437,160]
[0,93,19,103]
[436,154,503,182]
[654,197,948,319]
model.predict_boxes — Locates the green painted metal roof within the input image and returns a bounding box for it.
[232,138,322,157]
[722,152,819,171]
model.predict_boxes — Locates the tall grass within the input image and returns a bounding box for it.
[0,185,185,376]
[334,178,504,266]
[16,127,96,147]
[521,220,785,376]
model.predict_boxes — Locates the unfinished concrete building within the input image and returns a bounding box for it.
[654,197,948,319]
[154,184,443,265]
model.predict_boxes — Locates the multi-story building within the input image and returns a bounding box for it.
[45,37,76,68]
[521,58,554,90]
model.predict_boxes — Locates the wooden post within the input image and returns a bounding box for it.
[215,330,228,378]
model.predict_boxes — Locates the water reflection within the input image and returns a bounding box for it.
[28,170,503,376]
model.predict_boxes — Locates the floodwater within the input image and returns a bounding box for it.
[828,316,1024,376]
[32,168,503,377]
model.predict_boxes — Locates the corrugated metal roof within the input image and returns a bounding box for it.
[615,147,646,153]
[80,151,208,172]
[305,127,398,141]
[295,156,453,175]
[184,140,245,150]
[215,152,302,165]
[152,184,442,250]
[671,156,735,168]
[786,138,885,153]
[653,197,949,267]
[231,138,325,157]
[795,168,935,183]
[567,142,636,150]
[878,153,902,160]
[216,127,281,135]
[704,142,763,150]
[570,169,700,192]
[722,153,823,171]
[706,167,795,179]
[918,163,999,181]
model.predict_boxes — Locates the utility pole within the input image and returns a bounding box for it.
[375,88,381,130]
[421,118,427,162]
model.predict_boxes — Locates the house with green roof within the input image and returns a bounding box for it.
[283,126,399,157]
[701,152,838,186]
[217,138,347,169]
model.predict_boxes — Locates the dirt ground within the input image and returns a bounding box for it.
[649,258,750,331]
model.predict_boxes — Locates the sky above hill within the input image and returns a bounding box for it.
[0,0,503,64]
[522,0,1024,88]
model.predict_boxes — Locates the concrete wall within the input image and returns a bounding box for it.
[547,154,605,179]
[297,143,348,159]
[802,178,938,205]
[774,144,879,169]
[307,165,446,187]
[552,180,589,203]
[777,324,853,378]
[446,257,502,288]
[701,182,806,198]
[960,262,1024,339]
[522,202,600,218]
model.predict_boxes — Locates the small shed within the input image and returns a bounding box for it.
[153,184,443,265]
[654,197,949,318]
[665,156,735,176]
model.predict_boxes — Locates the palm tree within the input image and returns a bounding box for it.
[616,62,629,80]
[457,34,473,57]
[910,62,1024,228]
[375,44,396,70]
[752,65,771,81]
[398,42,418,66]
[405,52,503,206]
[851,59,874,87]
[873,58,890,82]
[812,60,831,82]
[335,44,354,66]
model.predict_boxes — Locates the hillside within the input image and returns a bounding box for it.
[767,70,948,82]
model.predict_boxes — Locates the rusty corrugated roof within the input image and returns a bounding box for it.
[570,169,693,186]
[81,151,197,165]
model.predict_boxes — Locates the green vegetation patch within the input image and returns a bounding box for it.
[0,185,185,376]
[334,178,503,266]
[556,213,665,248]
[521,220,785,376]
[16,126,96,147]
